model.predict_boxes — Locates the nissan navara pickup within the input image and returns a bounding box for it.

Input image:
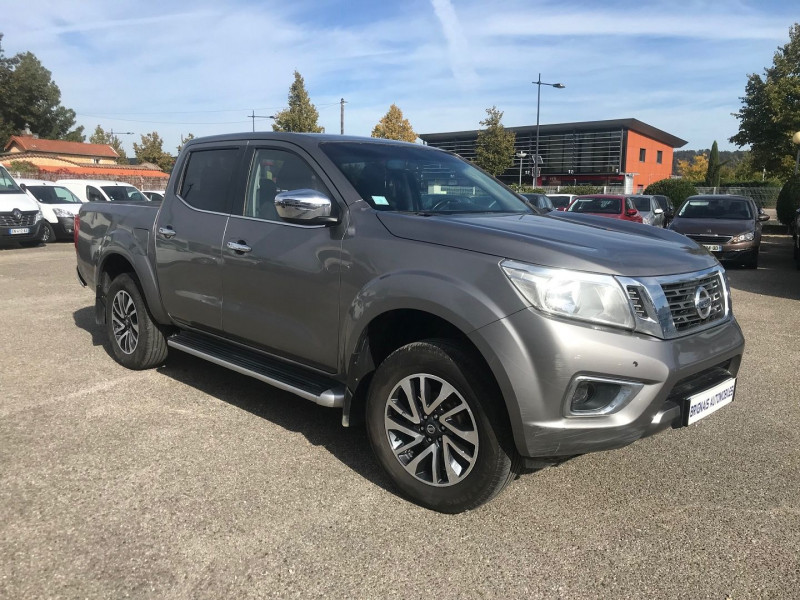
[75,133,745,513]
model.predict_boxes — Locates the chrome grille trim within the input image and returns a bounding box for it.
[0,211,38,227]
[616,265,731,339]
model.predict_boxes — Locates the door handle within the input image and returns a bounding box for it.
[158,226,176,239]
[227,240,252,253]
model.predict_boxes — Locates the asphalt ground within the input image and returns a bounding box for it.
[1,234,798,599]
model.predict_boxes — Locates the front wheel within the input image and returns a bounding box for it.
[366,340,518,513]
[40,221,55,243]
[105,273,168,370]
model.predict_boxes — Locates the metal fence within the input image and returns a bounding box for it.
[693,186,780,208]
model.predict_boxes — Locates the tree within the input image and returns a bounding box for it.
[676,153,708,182]
[89,125,128,164]
[0,34,84,143]
[371,104,417,142]
[731,24,800,178]
[474,106,515,177]
[133,131,174,172]
[644,179,698,210]
[177,133,195,153]
[271,71,324,133]
[705,141,722,187]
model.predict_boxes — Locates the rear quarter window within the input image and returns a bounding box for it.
[179,148,240,213]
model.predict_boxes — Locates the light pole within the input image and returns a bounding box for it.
[793,131,800,174]
[532,73,565,186]
[516,151,528,187]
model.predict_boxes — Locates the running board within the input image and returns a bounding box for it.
[167,331,345,408]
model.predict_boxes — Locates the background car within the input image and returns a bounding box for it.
[56,179,149,203]
[631,195,665,227]
[520,193,554,212]
[547,194,576,211]
[652,194,674,226]
[16,179,82,242]
[669,194,769,269]
[567,194,643,223]
[142,190,165,202]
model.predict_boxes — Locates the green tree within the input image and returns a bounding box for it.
[474,106,515,177]
[371,104,417,142]
[177,133,195,153]
[271,71,324,133]
[730,23,800,178]
[644,179,698,210]
[705,141,722,187]
[89,125,128,164]
[776,174,800,225]
[0,34,84,143]
[133,131,174,172]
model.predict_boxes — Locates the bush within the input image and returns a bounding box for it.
[555,185,602,195]
[7,160,39,176]
[776,174,800,226]
[644,179,698,209]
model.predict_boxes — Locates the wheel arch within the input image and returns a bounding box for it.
[96,246,169,326]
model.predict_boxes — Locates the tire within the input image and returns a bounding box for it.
[40,221,55,244]
[106,273,168,370]
[366,339,519,513]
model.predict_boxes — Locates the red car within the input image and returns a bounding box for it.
[567,194,643,223]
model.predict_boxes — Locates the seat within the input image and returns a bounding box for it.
[257,178,278,220]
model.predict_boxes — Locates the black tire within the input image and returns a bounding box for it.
[105,273,168,370]
[366,339,519,513]
[40,221,56,244]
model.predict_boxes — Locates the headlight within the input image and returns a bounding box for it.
[53,207,72,218]
[731,231,754,243]
[501,260,635,330]
[35,211,42,223]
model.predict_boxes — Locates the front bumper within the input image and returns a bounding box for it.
[0,221,42,244]
[470,308,745,459]
[54,216,75,240]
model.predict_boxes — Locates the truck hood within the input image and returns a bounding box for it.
[376,211,715,277]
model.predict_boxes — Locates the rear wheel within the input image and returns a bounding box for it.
[366,339,518,513]
[106,273,168,370]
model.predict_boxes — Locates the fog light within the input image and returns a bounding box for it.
[566,376,643,416]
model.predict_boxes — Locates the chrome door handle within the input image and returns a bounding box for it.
[227,240,252,253]
[158,226,176,239]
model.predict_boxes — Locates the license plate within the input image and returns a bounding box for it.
[685,378,735,425]
[9,228,30,235]
[703,244,722,252]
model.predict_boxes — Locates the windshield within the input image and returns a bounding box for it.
[101,185,148,202]
[568,197,621,214]
[548,195,571,208]
[632,197,653,212]
[0,166,24,194]
[25,185,82,204]
[678,197,754,220]
[320,142,530,214]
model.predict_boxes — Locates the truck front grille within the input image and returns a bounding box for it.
[0,211,38,227]
[661,272,726,333]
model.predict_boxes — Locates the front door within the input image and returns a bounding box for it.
[155,144,243,333]
[221,145,345,372]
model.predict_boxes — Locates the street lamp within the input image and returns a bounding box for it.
[516,151,528,187]
[532,73,565,186]
[793,131,800,174]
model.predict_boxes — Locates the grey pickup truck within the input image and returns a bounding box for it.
[76,133,745,513]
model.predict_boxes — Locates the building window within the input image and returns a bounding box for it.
[637,184,644,193]
[656,150,663,164]
[92,158,100,165]
[639,148,646,162]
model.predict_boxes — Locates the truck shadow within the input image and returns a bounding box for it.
[725,234,800,301]
[72,306,393,495]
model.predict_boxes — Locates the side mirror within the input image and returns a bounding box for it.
[626,208,638,216]
[653,208,664,215]
[275,189,338,225]
[758,213,770,222]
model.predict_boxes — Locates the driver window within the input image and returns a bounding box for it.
[243,149,331,221]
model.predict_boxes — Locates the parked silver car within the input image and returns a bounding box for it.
[631,195,666,227]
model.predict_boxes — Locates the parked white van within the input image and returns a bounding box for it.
[16,179,82,242]
[56,179,149,203]
[0,165,44,247]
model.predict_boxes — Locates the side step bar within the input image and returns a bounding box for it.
[168,331,345,408]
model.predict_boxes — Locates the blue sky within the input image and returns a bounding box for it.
[2,0,797,155]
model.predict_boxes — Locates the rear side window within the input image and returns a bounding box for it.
[179,148,239,213]
[87,186,105,202]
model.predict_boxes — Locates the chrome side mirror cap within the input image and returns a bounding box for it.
[275,189,338,225]
[654,208,664,215]
[758,213,770,222]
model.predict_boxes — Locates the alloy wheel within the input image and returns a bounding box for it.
[111,290,139,354]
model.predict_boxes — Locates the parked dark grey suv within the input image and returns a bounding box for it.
[75,133,745,512]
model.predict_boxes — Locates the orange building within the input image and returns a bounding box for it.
[1,135,170,185]
[420,118,687,192]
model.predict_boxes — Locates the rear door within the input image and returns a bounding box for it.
[155,143,244,333]
[220,144,345,372]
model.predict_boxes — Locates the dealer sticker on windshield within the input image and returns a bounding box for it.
[686,378,736,425]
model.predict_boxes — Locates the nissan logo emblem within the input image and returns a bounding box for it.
[12,208,22,223]
[694,286,712,320]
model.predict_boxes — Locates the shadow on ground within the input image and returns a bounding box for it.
[725,234,800,301]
